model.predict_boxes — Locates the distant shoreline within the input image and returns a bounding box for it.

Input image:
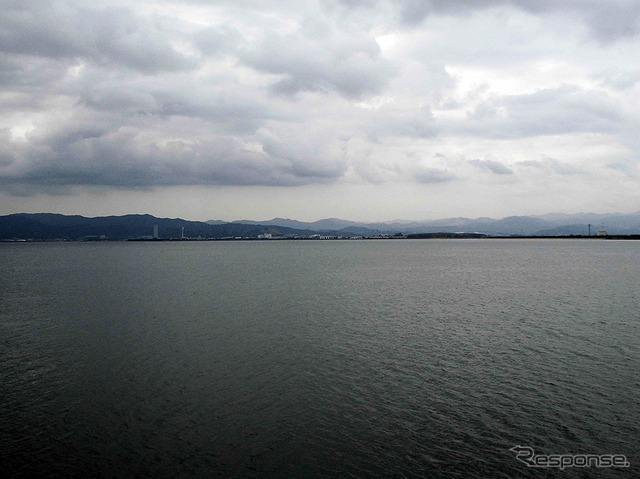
[4,234,640,242]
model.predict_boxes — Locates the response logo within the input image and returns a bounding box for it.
[510,446,630,469]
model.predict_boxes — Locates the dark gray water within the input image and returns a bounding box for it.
[1,240,639,478]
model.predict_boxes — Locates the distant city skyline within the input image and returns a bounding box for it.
[2,1,640,222]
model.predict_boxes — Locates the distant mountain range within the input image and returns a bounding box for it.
[2,211,640,240]
[209,212,640,236]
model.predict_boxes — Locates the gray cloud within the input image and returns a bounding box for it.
[521,0,640,42]
[194,24,242,57]
[0,129,16,167]
[0,0,638,216]
[373,0,640,41]
[414,168,455,183]
[457,86,623,138]
[470,159,513,175]
[366,106,438,140]
[0,54,69,89]
[518,158,581,175]
[239,19,396,98]
[260,133,347,180]
[607,159,638,178]
[599,70,640,90]
[182,0,640,43]
[76,77,280,134]
[1,1,197,73]
[1,124,347,193]
[503,87,622,135]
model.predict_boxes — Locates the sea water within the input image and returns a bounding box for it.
[1,239,638,478]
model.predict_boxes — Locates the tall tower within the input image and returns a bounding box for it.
[153,224,158,239]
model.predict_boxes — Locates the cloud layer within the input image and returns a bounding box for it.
[1,0,639,218]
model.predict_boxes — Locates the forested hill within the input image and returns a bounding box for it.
[0,213,315,240]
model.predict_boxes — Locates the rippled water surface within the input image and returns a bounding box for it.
[1,239,639,478]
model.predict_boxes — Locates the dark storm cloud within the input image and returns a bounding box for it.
[0,152,14,168]
[2,127,347,192]
[80,86,159,116]
[0,54,69,89]
[0,130,16,167]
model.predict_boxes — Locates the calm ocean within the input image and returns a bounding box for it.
[1,240,638,478]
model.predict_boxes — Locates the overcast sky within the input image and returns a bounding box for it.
[1,0,640,221]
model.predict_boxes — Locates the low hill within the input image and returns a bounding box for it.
[0,214,318,240]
